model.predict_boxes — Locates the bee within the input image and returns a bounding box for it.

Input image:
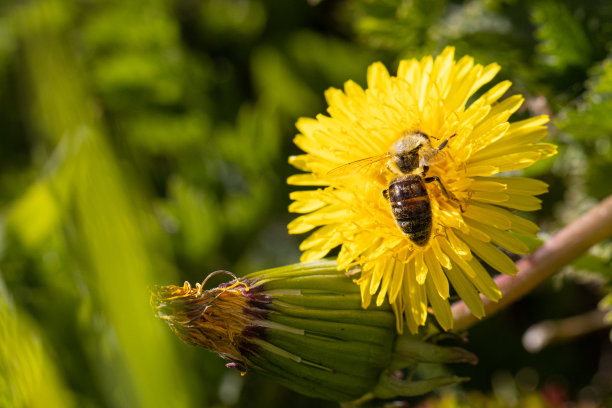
[328,131,456,246]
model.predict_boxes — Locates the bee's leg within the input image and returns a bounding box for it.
[424,176,450,197]
[424,176,464,211]
[437,133,457,151]
[382,188,389,200]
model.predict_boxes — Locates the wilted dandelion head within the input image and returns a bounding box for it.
[152,276,259,371]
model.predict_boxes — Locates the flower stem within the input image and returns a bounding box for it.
[452,194,612,331]
[522,308,610,353]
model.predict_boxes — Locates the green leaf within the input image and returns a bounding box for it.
[287,30,378,88]
[531,0,592,72]
[123,111,210,154]
[199,0,266,41]
[250,46,320,117]
[349,0,446,51]
[0,279,76,407]
[560,56,612,138]
[6,182,61,249]
[161,176,222,262]
[572,251,612,281]
[586,155,612,200]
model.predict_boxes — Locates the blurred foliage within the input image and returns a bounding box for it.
[0,0,611,407]
[0,278,75,408]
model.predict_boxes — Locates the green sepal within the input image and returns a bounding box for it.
[390,334,478,370]
[263,274,358,293]
[246,259,342,280]
[265,328,392,378]
[249,343,375,401]
[373,368,469,398]
[271,301,396,328]
[268,313,395,347]
[249,352,358,401]
[272,293,373,310]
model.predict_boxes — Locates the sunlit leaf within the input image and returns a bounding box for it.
[531,0,592,72]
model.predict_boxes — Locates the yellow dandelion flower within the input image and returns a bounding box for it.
[287,46,557,334]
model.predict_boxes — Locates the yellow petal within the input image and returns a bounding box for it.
[471,180,508,193]
[287,174,330,186]
[288,190,327,213]
[465,257,502,302]
[465,165,499,177]
[439,238,476,279]
[445,263,485,318]
[457,231,518,276]
[466,218,530,255]
[388,256,406,304]
[367,62,391,90]
[414,250,427,285]
[486,177,549,195]
[431,237,452,270]
[426,276,453,330]
[446,228,472,259]
[424,247,449,299]
[376,257,394,306]
[471,190,510,203]
[463,202,512,230]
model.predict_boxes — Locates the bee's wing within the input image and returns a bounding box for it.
[419,148,446,166]
[327,154,388,179]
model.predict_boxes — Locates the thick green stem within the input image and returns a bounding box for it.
[452,195,612,331]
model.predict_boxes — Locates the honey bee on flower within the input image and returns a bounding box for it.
[287,46,557,334]
[328,130,460,247]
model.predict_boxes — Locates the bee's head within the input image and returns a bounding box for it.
[389,131,430,174]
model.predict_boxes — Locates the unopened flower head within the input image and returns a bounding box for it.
[288,46,557,333]
[152,261,477,403]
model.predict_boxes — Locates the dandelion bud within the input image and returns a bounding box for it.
[152,260,477,403]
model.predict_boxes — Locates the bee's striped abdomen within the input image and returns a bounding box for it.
[387,175,432,246]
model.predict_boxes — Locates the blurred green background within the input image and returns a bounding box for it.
[1,0,612,407]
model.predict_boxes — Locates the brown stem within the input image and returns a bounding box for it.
[452,195,612,332]
[522,308,610,353]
